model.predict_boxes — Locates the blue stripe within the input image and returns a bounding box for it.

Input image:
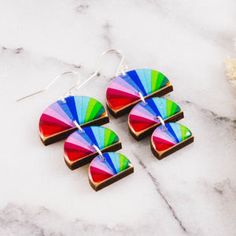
[104,153,117,174]
[127,70,147,96]
[166,123,179,143]
[146,98,162,117]
[91,126,105,149]
[84,126,99,147]
[65,96,79,123]
[57,100,74,120]
[80,130,93,146]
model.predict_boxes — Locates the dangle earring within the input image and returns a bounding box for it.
[17,50,135,191]
[150,119,194,159]
[104,51,194,159]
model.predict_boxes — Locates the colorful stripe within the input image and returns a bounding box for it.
[106,68,171,112]
[151,122,192,152]
[89,152,131,183]
[128,97,181,133]
[64,126,119,162]
[39,96,107,139]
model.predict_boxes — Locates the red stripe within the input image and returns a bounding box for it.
[152,137,175,151]
[39,114,73,137]
[89,166,113,183]
[64,142,94,161]
[107,88,139,110]
[129,114,156,132]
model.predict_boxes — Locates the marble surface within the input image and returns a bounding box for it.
[0,0,236,235]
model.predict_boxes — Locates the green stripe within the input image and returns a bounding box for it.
[180,126,192,141]
[85,99,103,122]
[119,154,129,171]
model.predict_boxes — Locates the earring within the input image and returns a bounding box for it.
[39,95,109,145]
[88,151,133,191]
[106,68,173,117]
[64,126,122,169]
[104,51,194,159]
[16,50,135,191]
[128,97,184,140]
[150,121,194,159]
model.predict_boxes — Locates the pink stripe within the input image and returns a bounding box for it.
[109,77,139,97]
[130,106,156,122]
[153,127,176,144]
[43,107,73,126]
[90,158,114,175]
[67,136,94,151]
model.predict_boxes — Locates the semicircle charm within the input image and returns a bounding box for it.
[128,97,184,140]
[106,68,173,117]
[151,122,194,159]
[64,126,122,169]
[88,152,134,191]
[39,96,109,145]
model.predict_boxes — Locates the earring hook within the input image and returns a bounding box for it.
[17,49,128,102]
[156,116,167,130]
[66,48,128,95]
[16,70,78,102]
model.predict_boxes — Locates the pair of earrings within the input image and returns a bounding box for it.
[18,49,194,191]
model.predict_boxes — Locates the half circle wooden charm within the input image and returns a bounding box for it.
[128,97,184,140]
[64,126,122,169]
[106,68,173,117]
[151,122,194,159]
[39,96,109,145]
[88,152,134,191]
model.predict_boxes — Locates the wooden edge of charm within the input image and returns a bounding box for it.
[128,111,184,141]
[151,136,194,160]
[89,165,134,191]
[40,127,78,146]
[64,142,122,170]
[106,84,173,118]
[40,115,109,146]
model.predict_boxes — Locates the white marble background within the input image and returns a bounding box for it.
[0,0,236,235]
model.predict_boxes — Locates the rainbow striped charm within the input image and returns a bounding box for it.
[128,97,184,140]
[39,96,109,145]
[64,126,122,169]
[151,122,194,159]
[89,152,134,191]
[106,68,173,117]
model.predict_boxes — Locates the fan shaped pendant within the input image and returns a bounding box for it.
[64,126,122,169]
[39,96,109,145]
[106,68,173,117]
[151,122,194,159]
[128,97,184,140]
[88,152,134,191]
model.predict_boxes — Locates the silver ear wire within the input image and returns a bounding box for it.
[156,116,167,130]
[66,49,128,95]
[16,71,79,102]
[92,144,105,161]
[17,49,128,102]
[138,92,147,105]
